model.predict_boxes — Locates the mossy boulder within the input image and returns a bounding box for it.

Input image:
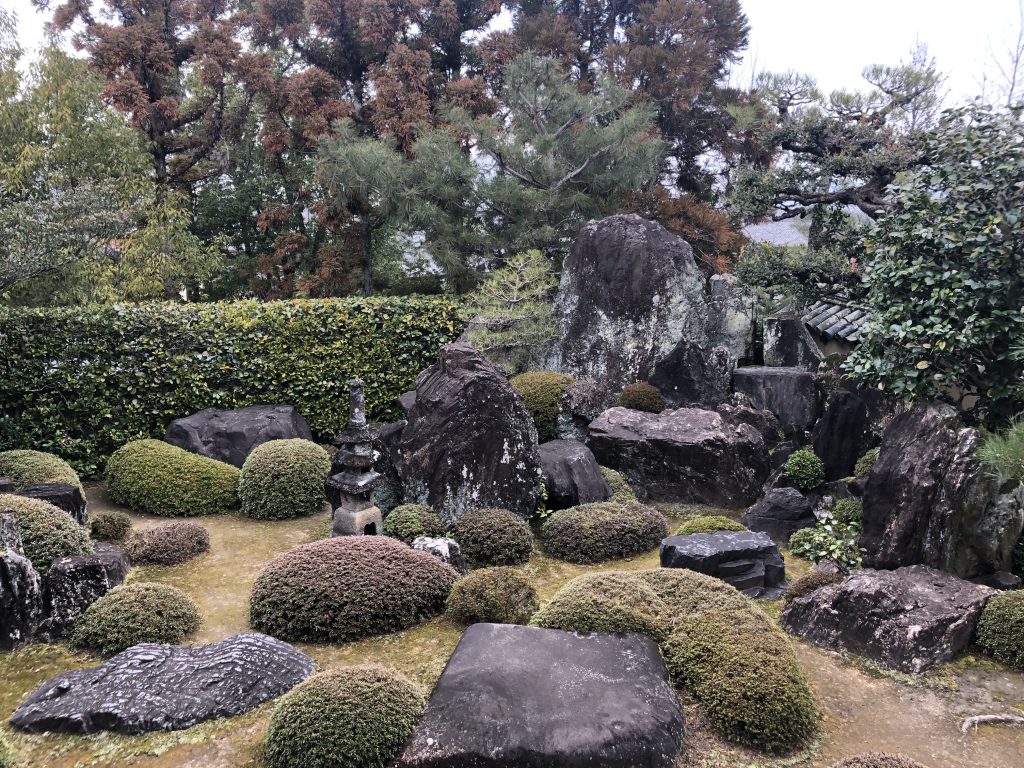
[599,466,637,504]
[509,371,574,443]
[445,567,539,625]
[618,382,664,413]
[124,522,210,566]
[69,582,201,655]
[0,449,82,491]
[675,515,747,536]
[0,494,92,571]
[975,590,1024,669]
[541,502,667,564]
[450,508,534,568]
[383,504,446,544]
[830,755,929,768]
[238,439,330,520]
[88,511,133,542]
[106,439,239,516]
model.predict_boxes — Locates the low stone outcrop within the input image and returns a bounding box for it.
[741,487,817,544]
[538,440,611,510]
[650,342,734,409]
[164,405,314,468]
[16,484,87,525]
[732,367,819,435]
[41,548,129,638]
[660,530,786,598]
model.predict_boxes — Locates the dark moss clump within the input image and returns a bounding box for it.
[599,466,637,504]
[618,382,664,413]
[674,515,746,535]
[264,665,426,768]
[854,447,880,478]
[784,449,825,490]
[541,502,667,564]
[69,582,201,655]
[382,504,446,544]
[124,521,210,566]
[509,371,574,442]
[88,510,133,542]
[451,508,533,568]
[239,439,331,520]
[0,449,82,491]
[784,569,843,604]
[830,754,929,768]
[975,590,1024,670]
[0,493,92,571]
[445,567,539,625]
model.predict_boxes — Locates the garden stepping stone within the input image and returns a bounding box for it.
[660,529,786,598]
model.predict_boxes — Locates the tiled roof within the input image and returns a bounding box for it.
[803,300,870,343]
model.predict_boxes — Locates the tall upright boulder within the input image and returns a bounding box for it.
[1,519,42,649]
[396,343,540,523]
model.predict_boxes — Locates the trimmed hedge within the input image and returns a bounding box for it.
[125,522,210,566]
[451,508,534,568]
[509,371,574,443]
[0,449,83,491]
[0,494,92,571]
[89,511,133,542]
[784,450,825,490]
[69,582,201,655]
[675,515,747,536]
[618,382,664,413]
[599,466,637,504]
[264,665,426,768]
[445,567,539,625]
[250,536,458,642]
[383,504,446,544]
[106,439,239,516]
[0,298,463,476]
[975,591,1024,669]
[830,755,929,768]
[541,502,667,563]
[239,439,330,520]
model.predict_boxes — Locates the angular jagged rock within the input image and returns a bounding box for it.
[741,487,817,544]
[396,343,540,523]
[556,379,606,441]
[587,407,770,507]
[397,390,417,416]
[41,548,129,638]
[164,405,314,468]
[16,484,87,525]
[811,388,873,481]
[763,311,824,370]
[732,366,820,435]
[0,548,42,650]
[538,440,611,511]
[371,421,406,515]
[397,623,685,768]
[0,512,21,552]
[412,536,468,575]
[650,342,734,409]
[10,632,315,735]
[781,565,995,673]
[716,403,781,445]
[660,530,786,598]
[707,273,756,362]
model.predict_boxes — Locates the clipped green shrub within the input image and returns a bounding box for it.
[975,591,1024,670]
[239,439,330,520]
[541,502,667,564]
[0,494,92,571]
[264,665,426,768]
[69,582,201,655]
[830,498,863,525]
[675,515,747,536]
[784,449,825,490]
[788,520,863,570]
[854,447,880,478]
[0,449,83,491]
[618,382,664,413]
[445,567,539,625]
[106,439,239,516]
[451,508,533,568]
[88,511,133,542]
[382,504,445,544]
[124,522,210,566]
[599,466,637,504]
[250,536,458,642]
[830,755,929,768]
[509,371,574,442]
[784,569,844,604]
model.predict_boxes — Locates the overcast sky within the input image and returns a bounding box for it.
[5,0,1023,102]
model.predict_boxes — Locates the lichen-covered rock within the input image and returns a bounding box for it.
[0,548,42,650]
[556,379,605,441]
[650,342,734,409]
[763,311,824,370]
[732,366,820,435]
[411,536,468,575]
[41,548,129,638]
[396,343,540,523]
[707,273,756,362]
[164,405,314,468]
[538,439,610,510]
[741,487,817,544]
[0,512,21,552]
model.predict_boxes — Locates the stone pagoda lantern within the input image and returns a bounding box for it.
[326,379,383,536]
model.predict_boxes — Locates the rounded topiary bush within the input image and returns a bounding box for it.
[784,449,825,490]
[383,504,445,544]
[542,502,667,564]
[618,382,664,413]
[975,591,1024,669]
[264,665,426,768]
[784,569,844,604]
[124,522,210,566]
[445,567,539,625]
[854,447,880,478]
[674,515,747,536]
[0,494,92,571]
[250,536,458,642]
[509,371,574,443]
[69,582,201,655]
[451,508,533,568]
[830,498,863,525]
[599,466,637,504]
[830,754,929,768]
[106,439,239,517]
[89,511,133,542]
[0,449,82,491]
[239,439,330,520]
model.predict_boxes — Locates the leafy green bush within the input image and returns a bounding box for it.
[451,508,534,568]
[784,450,825,490]
[736,241,850,308]
[0,494,92,571]
[854,447,880,477]
[106,439,239,516]
[829,754,929,768]
[124,522,210,566]
[599,466,637,504]
[0,449,83,491]
[264,665,426,768]
[618,382,664,413]
[382,504,445,544]
[784,570,844,604]
[0,297,463,476]
[445,567,539,625]
[541,502,667,563]
[250,536,457,642]
[238,439,330,520]
[509,371,574,442]
[88,511,133,542]
[979,417,1024,482]
[69,582,201,655]
[975,591,1024,670]
[675,515,747,535]
[830,498,863,525]
[788,520,862,570]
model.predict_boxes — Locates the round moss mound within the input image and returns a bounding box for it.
[0,449,82,491]
[542,502,667,564]
[784,569,843,604]
[451,507,534,568]
[598,466,637,504]
[383,504,446,544]
[106,439,239,517]
[89,511,133,542]
[830,754,929,768]
[264,665,425,768]
[784,449,825,490]
[975,591,1024,670]
[250,535,458,642]
[69,582,201,655]
[509,371,574,443]
[0,494,92,571]
[124,522,210,566]
[445,567,539,625]
[618,381,664,413]
[239,439,330,520]
[675,515,747,536]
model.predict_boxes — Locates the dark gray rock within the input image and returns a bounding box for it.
[763,312,824,370]
[650,342,734,409]
[716,403,781,445]
[587,407,770,507]
[810,557,848,579]
[41,548,129,638]
[0,548,42,650]
[538,440,611,511]
[10,632,315,735]
[16,484,87,525]
[660,530,786,598]
[811,388,872,481]
[0,512,22,552]
[707,273,756,362]
[397,390,417,416]
[972,571,1021,590]
[397,623,684,768]
[769,440,800,472]
[732,366,820,435]
[781,565,995,673]
[741,487,817,544]
[396,343,540,524]
[412,536,468,575]
[164,404,313,467]
[556,379,606,441]
[371,421,406,515]
[0,477,17,493]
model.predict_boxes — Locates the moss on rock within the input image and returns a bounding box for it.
[382,504,445,544]
[69,582,201,655]
[239,439,330,520]
[784,569,844,604]
[618,382,664,413]
[0,493,92,571]
[509,371,574,443]
[674,515,747,536]
[445,567,539,625]
[598,466,637,504]
[451,508,533,568]
[541,502,667,564]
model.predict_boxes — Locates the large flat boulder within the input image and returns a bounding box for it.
[732,367,819,435]
[164,405,313,468]
[41,548,129,638]
[15,484,87,525]
[741,487,816,544]
[538,440,611,510]
[660,530,785,598]
[397,623,684,768]
[10,633,314,735]
[587,407,770,507]
[1,548,42,650]
[781,566,995,673]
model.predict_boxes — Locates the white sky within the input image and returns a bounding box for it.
[4,0,1023,102]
